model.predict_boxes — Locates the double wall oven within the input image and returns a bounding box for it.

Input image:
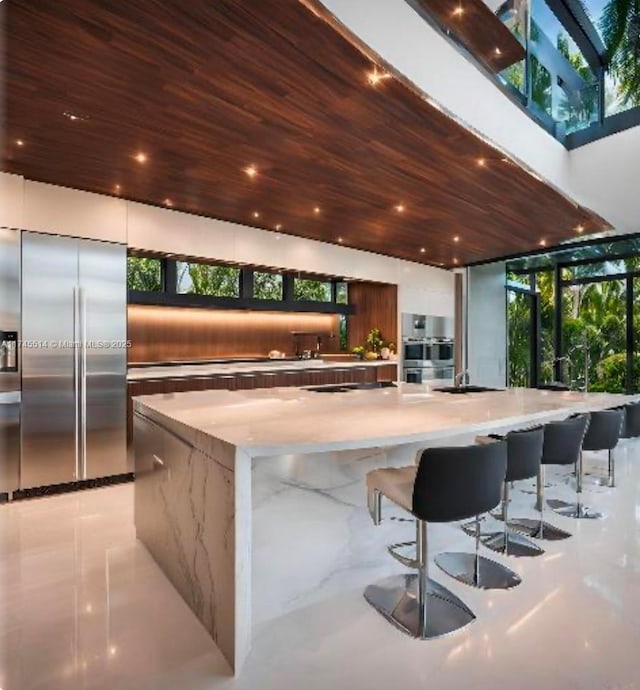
[402,313,455,384]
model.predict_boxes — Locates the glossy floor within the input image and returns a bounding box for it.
[1,444,639,690]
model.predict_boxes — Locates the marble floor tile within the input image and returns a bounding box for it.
[1,441,640,689]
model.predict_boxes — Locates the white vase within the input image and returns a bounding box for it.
[380,347,390,360]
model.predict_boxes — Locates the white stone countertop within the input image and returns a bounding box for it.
[127,358,397,381]
[133,384,636,458]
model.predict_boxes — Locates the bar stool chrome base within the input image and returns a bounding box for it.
[547,499,603,519]
[435,552,521,590]
[481,530,544,557]
[364,574,475,639]
[507,517,572,541]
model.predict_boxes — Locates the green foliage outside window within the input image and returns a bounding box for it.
[591,353,640,393]
[177,262,239,297]
[507,261,640,393]
[531,55,552,115]
[601,0,640,107]
[336,282,348,305]
[127,256,162,291]
[253,272,283,300]
[339,314,348,351]
[294,278,332,302]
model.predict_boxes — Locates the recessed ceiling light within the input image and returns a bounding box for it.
[452,6,464,16]
[367,67,392,86]
[134,152,147,164]
[114,184,121,194]
[313,207,321,214]
[576,224,585,233]
[252,211,260,219]
[420,247,426,253]
[477,158,486,167]
[453,258,459,264]
[395,204,405,213]
[495,47,502,56]
[15,139,24,147]
[244,164,258,178]
[164,198,173,207]
[453,235,460,242]
[337,237,343,243]
[539,239,547,247]
[275,224,282,231]
[63,111,89,122]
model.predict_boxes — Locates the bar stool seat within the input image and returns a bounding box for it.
[366,466,416,515]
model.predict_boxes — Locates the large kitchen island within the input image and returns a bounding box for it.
[132,384,635,674]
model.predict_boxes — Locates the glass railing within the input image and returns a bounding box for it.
[411,0,640,143]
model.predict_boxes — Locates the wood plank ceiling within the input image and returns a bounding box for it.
[2,0,611,268]
[413,0,526,72]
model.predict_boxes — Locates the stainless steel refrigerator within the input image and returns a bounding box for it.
[21,232,128,489]
[0,228,21,497]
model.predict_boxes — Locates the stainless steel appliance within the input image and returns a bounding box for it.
[402,313,455,384]
[404,365,454,384]
[401,314,454,341]
[403,338,455,366]
[0,228,21,497]
[21,232,128,489]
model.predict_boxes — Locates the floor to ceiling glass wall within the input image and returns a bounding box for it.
[505,237,640,393]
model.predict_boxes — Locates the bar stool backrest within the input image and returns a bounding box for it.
[412,442,507,523]
[541,414,589,466]
[505,426,544,482]
[582,409,624,451]
[622,402,640,438]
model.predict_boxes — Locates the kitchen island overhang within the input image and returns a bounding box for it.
[132,385,636,674]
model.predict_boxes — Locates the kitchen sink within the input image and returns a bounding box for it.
[432,385,502,394]
[304,381,397,393]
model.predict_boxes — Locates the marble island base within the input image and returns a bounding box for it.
[132,385,636,673]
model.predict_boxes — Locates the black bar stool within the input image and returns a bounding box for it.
[580,408,624,487]
[620,401,640,439]
[364,441,509,639]
[510,414,589,539]
[471,427,545,558]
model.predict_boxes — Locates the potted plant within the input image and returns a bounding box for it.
[352,345,365,361]
[365,328,384,360]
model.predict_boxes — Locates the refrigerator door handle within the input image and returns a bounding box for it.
[81,287,87,480]
[73,285,80,481]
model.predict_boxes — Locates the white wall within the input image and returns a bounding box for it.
[466,262,507,388]
[1,172,454,318]
[568,125,640,235]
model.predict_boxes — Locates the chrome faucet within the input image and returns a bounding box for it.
[454,369,469,388]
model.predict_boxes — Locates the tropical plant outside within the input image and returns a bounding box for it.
[293,278,332,302]
[177,262,240,297]
[601,0,640,106]
[253,272,283,300]
[127,256,162,291]
[507,259,640,393]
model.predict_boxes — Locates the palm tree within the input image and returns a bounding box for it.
[601,0,640,105]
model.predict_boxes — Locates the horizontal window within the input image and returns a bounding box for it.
[127,256,162,292]
[294,278,332,302]
[253,271,283,300]
[177,262,240,297]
